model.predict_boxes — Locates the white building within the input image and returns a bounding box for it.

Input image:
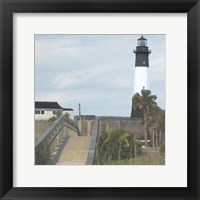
[35,101,74,120]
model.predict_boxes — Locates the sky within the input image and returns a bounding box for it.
[35,34,165,117]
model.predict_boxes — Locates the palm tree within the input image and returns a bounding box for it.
[97,130,141,164]
[148,105,160,147]
[132,87,157,148]
[148,105,165,147]
[157,109,165,147]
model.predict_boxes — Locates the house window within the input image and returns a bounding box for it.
[52,111,56,115]
[35,110,40,114]
[41,110,45,115]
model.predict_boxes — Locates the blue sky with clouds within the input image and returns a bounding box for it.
[35,34,165,116]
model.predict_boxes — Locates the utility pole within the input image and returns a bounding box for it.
[78,103,81,117]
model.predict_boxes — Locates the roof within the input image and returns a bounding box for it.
[63,108,74,111]
[35,101,73,111]
[138,35,147,40]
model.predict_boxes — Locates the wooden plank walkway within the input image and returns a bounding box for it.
[56,135,91,165]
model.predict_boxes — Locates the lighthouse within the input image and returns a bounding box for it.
[131,35,151,118]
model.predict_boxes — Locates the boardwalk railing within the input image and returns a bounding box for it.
[86,116,99,165]
[35,115,79,164]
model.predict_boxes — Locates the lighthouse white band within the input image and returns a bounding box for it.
[133,67,149,94]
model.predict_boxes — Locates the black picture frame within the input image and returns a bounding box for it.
[0,0,200,199]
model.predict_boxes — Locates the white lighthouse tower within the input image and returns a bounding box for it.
[131,35,151,118]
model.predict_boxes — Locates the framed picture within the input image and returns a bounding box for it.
[0,0,199,199]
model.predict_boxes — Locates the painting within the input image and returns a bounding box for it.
[34,34,165,165]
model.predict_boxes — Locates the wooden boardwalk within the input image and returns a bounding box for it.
[56,135,91,165]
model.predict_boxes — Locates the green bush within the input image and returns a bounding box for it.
[159,145,165,154]
[35,145,52,165]
[97,129,142,164]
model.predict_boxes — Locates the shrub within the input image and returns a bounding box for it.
[97,129,142,164]
[35,145,52,165]
[159,145,165,154]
